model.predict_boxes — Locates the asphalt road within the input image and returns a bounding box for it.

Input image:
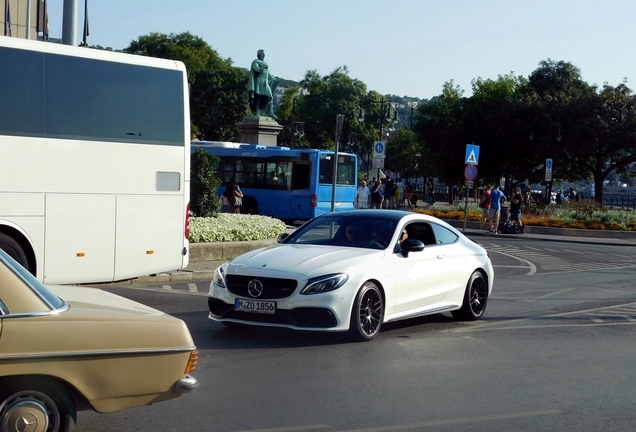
[75,236,636,432]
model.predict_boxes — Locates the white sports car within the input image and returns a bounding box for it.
[208,210,494,341]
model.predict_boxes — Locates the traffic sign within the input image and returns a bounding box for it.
[372,158,385,168]
[373,141,386,159]
[545,158,553,182]
[464,164,478,181]
[465,144,480,165]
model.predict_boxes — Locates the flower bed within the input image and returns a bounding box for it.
[414,203,636,231]
[190,214,287,243]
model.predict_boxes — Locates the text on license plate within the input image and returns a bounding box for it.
[235,298,276,314]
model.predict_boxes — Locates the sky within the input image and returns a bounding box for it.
[48,0,636,99]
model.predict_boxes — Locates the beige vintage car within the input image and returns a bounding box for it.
[0,249,198,432]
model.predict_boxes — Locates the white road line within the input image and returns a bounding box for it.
[188,283,198,293]
[621,315,636,322]
[339,410,563,431]
[162,284,173,291]
[235,425,330,432]
[590,318,604,323]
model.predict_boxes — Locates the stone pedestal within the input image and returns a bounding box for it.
[237,116,284,146]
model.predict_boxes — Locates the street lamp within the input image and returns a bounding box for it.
[410,101,418,128]
[530,121,562,203]
[357,96,398,141]
[290,97,305,148]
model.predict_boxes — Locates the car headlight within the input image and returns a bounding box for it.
[301,273,349,295]
[212,265,228,289]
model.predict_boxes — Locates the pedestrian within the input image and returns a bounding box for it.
[370,180,383,209]
[555,189,564,205]
[478,185,492,230]
[426,179,435,205]
[396,178,406,208]
[219,195,229,213]
[488,184,505,233]
[404,182,414,208]
[509,186,524,230]
[384,177,395,209]
[223,181,243,214]
[356,180,371,209]
[568,187,578,203]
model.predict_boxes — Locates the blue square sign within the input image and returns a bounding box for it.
[465,144,480,165]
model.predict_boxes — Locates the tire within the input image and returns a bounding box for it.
[452,271,488,321]
[0,233,29,271]
[0,379,76,432]
[349,282,384,341]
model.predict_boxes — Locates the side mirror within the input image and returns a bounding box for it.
[401,239,425,257]
[277,232,289,243]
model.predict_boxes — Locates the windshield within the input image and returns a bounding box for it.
[0,249,65,310]
[284,215,397,250]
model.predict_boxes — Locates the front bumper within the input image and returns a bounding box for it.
[175,375,199,393]
[208,298,339,329]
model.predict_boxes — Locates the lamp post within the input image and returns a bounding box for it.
[410,101,418,128]
[530,121,561,203]
[357,97,398,179]
[289,98,305,148]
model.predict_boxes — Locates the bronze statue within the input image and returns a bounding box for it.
[249,49,277,119]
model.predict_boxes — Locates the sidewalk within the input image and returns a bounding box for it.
[129,205,636,285]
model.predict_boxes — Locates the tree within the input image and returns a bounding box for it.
[190,148,221,217]
[125,32,248,141]
[563,83,636,204]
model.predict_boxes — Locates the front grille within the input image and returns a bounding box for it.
[226,275,298,299]
[208,298,337,328]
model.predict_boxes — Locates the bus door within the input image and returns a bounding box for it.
[290,162,311,219]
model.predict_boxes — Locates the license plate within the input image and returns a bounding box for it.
[234,298,276,314]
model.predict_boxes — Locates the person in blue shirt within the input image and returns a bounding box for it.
[488,184,505,233]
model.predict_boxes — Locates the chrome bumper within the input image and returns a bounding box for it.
[175,375,199,393]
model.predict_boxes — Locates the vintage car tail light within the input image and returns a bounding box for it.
[185,350,199,374]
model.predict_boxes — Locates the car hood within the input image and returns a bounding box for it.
[0,285,195,356]
[228,244,383,277]
[48,285,166,317]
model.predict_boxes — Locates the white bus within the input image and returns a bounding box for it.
[0,37,190,284]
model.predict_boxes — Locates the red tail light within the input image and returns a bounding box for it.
[310,194,317,208]
[185,202,190,239]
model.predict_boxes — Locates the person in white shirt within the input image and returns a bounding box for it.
[396,178,406,208]
[356,180,371,209]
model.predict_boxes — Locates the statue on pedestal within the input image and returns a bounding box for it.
[248,49,277,119]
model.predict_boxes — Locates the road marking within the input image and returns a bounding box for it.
[450,302,636,332]
[235,425,330,432]
[339,409,562,431]
[485,248,537,275]
[162,284,173,291]
[188,283,198,293]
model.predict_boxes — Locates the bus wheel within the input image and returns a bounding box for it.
[0,233,29,270]
[242,197,259,215]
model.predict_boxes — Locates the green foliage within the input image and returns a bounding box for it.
[190,148,221,217]
[124,32,249,142]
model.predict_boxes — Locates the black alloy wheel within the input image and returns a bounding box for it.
[349,282,384,341]
[452,271,488,321]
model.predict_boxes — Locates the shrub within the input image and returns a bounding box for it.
[190,214,287,243]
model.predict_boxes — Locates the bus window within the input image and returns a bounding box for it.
[293,163,310,190]
[319,154,356,185]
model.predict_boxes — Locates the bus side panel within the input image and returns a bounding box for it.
[314,185,356,215]
[44,195,116,284]
[115,195,187,280]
